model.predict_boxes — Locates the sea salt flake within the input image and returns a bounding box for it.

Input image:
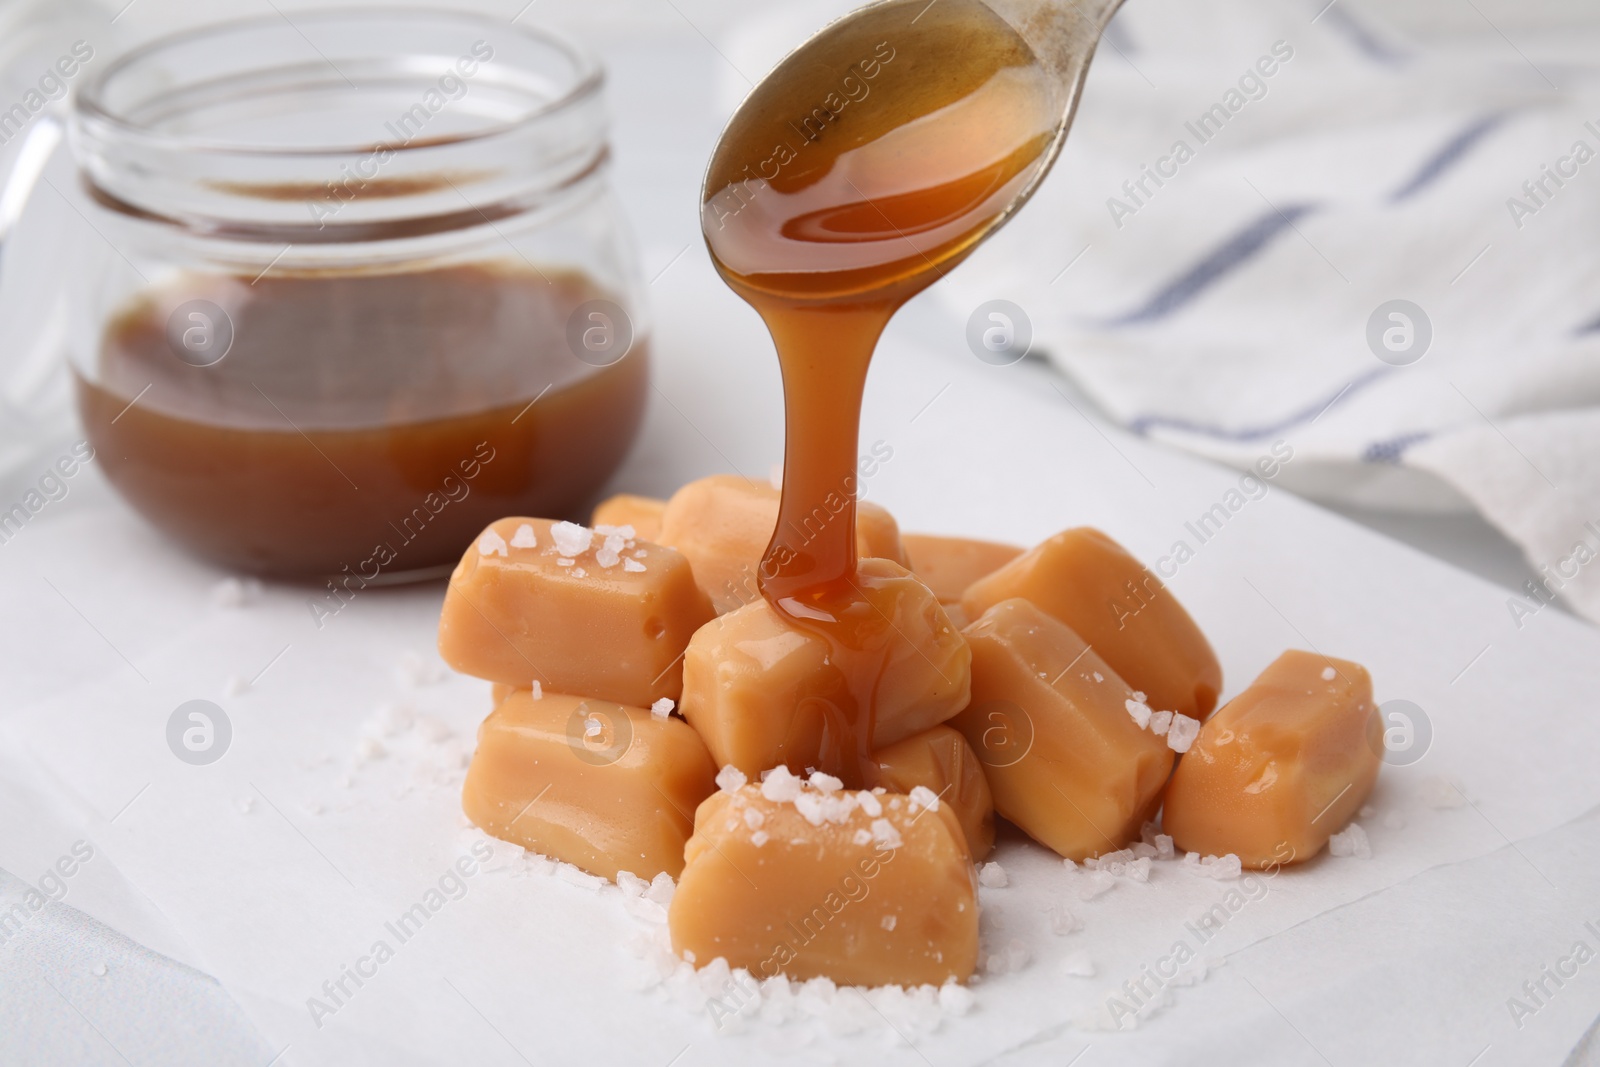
[1076,869,1116,899]
[1182,852,1242,880]
[1061,950,1096,977]
[977,862,1008,888]
[716,765,747,793]
[623,558,646,573]
[1328,823,1372,859]
[1125,698,1153,729]
[858,792,882,817]
[908,786,941,813]
[1149,710,1173,736]
[1322,666,1337,681]
[1049,903,1083,935]
[573,568,588,578]
[477,530,509,557]
[751,830,769,847]
[880,915,897,931]
[1092,671,1104,683]
[809,772,843,794]
[870,818,904,850]
[584,716,603,738]
[510,524,538,549]
[550,521,594,556]
[651,697,675,719]
[557,558,575,567]
[744,808,765,829]
[1167,714,1201,753]
[760,766,803,803]
[853,828,872,846]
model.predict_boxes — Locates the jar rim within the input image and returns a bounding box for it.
[74,6,604,159]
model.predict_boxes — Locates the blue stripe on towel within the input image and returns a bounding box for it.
[1318,4,1409,65]
[1390,114,1507,203]
[1104,204,1317,327]
[1128,367,1392,442]
[1362,431,1432,464]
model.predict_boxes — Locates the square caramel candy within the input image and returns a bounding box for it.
[901,532,1022,605]
[463,689,717,881]
[1163,650,1382,868]
[590,493,666,543]
[438,517,713,708]
[873,725,995,861]
[657,474,907,613]
[668,774,978,986]
[679,558,970,779]
[952,598,1174,861]
[962,527,1222,720]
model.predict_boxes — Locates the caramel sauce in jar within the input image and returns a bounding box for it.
[703,0,1057,783]
[78,265,646,577]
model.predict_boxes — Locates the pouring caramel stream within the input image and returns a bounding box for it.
[702,0,1058,782]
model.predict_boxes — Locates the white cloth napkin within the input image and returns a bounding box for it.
[722,0,1600,624]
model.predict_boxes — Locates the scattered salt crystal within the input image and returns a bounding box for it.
[908,785,941,813]
[530,681,543,700]
[623,558,647,573]
[939,982,974,1015]
[1131,842,1158,860]
[809,772,843,793]
[477,530,508,557]
[1328,823,1372,859]
[751,830,769,847]
[1130,690,1147,702]
[556,558,575,567]
[985,939,1030,975]
[594,524,637,539]
[573,568,588,578]
[760,766,803,803]
[716,766,747,793]
[977,862,1008,888]
[880,915,897,931]
[852,828,872,846]
[510,524,538,549]
[1092,671,1104,683]
[397,650,446,687]
[1061,950,1095,977]
[651,697,674,719]
[223,675,248,697]
[550,521,594,556]
[646,872,676,905]
[1049,902,1083,935]
[1182,852,1242,880]
[1167,714,1200,753]
[1420,775,1468,809]
[744,808,765,829]
[91,962,108,977]
[1125,698,1153,729]
[596,548,621,568]
[584,716,603,738]
[857,792,882,817]
[1322,666,1337,681]
[1149,710,1173,736]
[870,818,904,850]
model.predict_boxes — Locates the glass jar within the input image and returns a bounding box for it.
[66,9,649,579]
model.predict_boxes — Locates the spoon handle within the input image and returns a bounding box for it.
[981,0,1128,98]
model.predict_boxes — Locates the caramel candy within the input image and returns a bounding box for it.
[657,475,907,613]
[491,681,512,707]
[962,527,1222,720]
[669,775,978,986]
[902,533,1022,605]
[952,598,1174,860]
[463,689,717,881]
[1163,650,1381,868]
[438,517,714,707]
[680,558,970,779]
[873,726,995,861]
[591,494,666,543]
